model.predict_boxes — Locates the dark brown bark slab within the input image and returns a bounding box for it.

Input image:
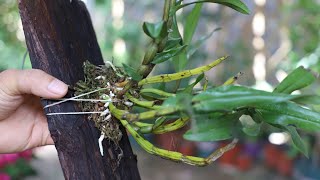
[18,0,141,179]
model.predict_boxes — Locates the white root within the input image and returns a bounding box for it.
[109,91,115,98]
[100,109,110,116]
[44,98,112,102]
[95,76,106,80]
[98,133,105,156]
[44,88,108,109]
[104,61,117,72]
[104,102,110,107]
[102,114,112,122]
[46,112,103,116]
[124,101,133,107]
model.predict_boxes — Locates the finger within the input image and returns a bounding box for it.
[45,135,54,145]
[0,69,68,99]
[36,105,55,146]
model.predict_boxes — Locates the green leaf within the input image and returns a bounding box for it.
[246,108,263,123]
[4,164,20,178]
[142,21,167,39]
[184,3,203,45]
[169,13,183,40]
[239,115,261,136]
[283,125,309,157]
[274,66,316,94]
[170,14,186,71]
[174,0,250,15]
[182,73,204,94]
[193,86,298,112]
[162,93,192,110]
[122,63,142,81]
[172,4,203,72]
[188,27,221,58]
[154,82,166,91]
[172,0,249,71]
[164,37,182,50]
[162,95,179,108]
[152,45,187,64]
[172,48,188,72]
[293,95,320,105]
[184,112,242,141]
[15,159,37,176]
[257,102,320,132]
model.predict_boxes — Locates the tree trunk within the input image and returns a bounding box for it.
[18,0,141,179]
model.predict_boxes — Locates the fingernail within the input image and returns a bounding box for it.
[47,79,68,95]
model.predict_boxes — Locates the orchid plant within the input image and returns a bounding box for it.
[47,0,320,166]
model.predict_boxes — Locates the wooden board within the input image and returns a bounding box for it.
[19,0,141,179]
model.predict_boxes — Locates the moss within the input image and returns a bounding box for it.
[74,61,128,145]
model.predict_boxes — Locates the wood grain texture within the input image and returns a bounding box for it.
[19,0,140,179]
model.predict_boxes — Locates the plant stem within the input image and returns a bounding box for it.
[123,107,179,122]
[118,0,175,97]
[140,88,176,97]
[163,0,171,22]
[138,56,229,86]
[126,93,161,109]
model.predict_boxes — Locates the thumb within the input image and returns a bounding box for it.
[0,69,68,99]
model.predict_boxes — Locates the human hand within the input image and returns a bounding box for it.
[0,69,68,153]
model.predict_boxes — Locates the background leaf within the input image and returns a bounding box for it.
[274,66,316,94]
[174,0,250,15]
[187,27,221,58]
[183,4,203,46]
[257,102,320,132]
[283,125,309,157]
[122,63,142,81]
[172,4,203,72]
[184,112,242,141]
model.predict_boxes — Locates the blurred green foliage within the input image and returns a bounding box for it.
[0,0,319,78]
[284,0,320,72]
[94,0,147,69]
[0,1,30,70]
